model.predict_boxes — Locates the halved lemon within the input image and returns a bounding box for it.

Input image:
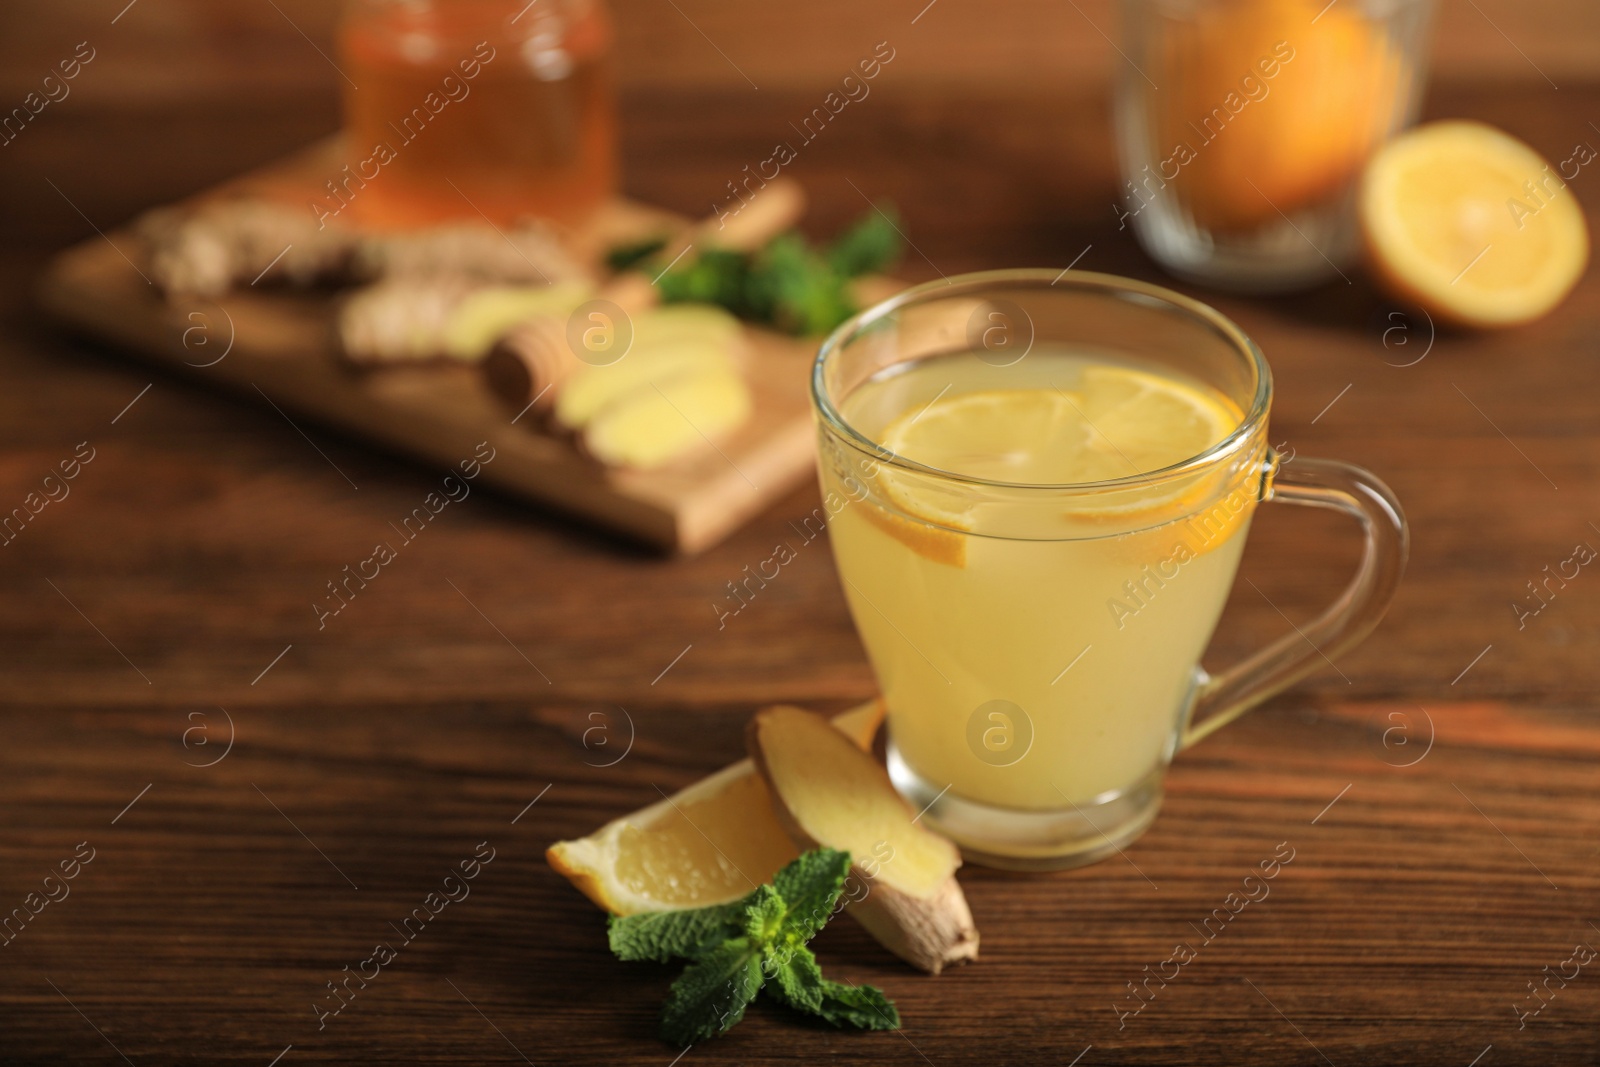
[862,366,1241,566]
[545,699,883,915]
[1360,120,1589,328]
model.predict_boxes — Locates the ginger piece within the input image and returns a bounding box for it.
[747,705,979,974]
[580,368,751,469]
[556,326,742,435]
[337,218,597,365]
[553,306,744,430]
[140,198,588,301]
[355,220,588,285]
[140,199,357,297]
[626,302,745,349]
[338,277,476,365]
[556,343,731,428]
[339,280,590,365]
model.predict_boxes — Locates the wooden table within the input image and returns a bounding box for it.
[2,79,1598,1065]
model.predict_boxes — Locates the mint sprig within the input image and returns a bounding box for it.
[607,897,747,963]
[607,848,900,1045]
[610,207,905,337]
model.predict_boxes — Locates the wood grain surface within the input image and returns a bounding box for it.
[1,58,1599,1067]
[0,698,1594,1065]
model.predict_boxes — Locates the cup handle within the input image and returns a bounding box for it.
[1180,453,1409,748]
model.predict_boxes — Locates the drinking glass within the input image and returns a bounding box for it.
[811,270,1407,869]
[1115,0,1435,292]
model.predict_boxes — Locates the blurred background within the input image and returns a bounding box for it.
[2,0,1598,706]
[5,0,1596,260]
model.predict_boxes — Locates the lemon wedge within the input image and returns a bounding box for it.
[545,699,884,915]
[1361,120,1589,327]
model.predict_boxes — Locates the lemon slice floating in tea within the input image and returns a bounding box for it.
[880,365,1237,486]
[861,363,1242,566]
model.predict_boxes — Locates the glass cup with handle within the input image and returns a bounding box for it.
[811,269,1407,870]
[1113,0,1436,292]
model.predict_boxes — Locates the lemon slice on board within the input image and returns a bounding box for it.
[861,366,1241,566]
[1360,120,1589,328]
[545,699,883,915]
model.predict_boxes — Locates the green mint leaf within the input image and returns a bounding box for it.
[658,249,749,311]
[640,206,909,336]
[660,937,765,1046]
[741,883,788,942]
[606,235,670,272]
[608,898,749,963]
[749,235,855,336]
[811,976,900,1030]
[767,945,900,1031]
[765,942,826,1012]
[772,847,851,943]
[741,233,804,323]
[609,848,902,1044]
[827,206,903,278]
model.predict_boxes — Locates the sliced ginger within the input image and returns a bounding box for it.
[553,304,745,427]
[582,370,751,469]
[629,304,745,350]
[748,705,979,974]
[552,304,752,469]
[546,700,883,915]
[555,340,736,428]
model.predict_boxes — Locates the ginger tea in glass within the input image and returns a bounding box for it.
[812,271,1407,869]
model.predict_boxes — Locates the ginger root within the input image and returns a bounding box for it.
[139,199,356,297]
[340,281,589,365]
[354,220,587,285]
[141,197,589,302]
[336,227,596,366]
[747,705,980,974]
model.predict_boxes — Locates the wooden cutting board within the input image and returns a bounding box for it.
[35,142,826,555]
